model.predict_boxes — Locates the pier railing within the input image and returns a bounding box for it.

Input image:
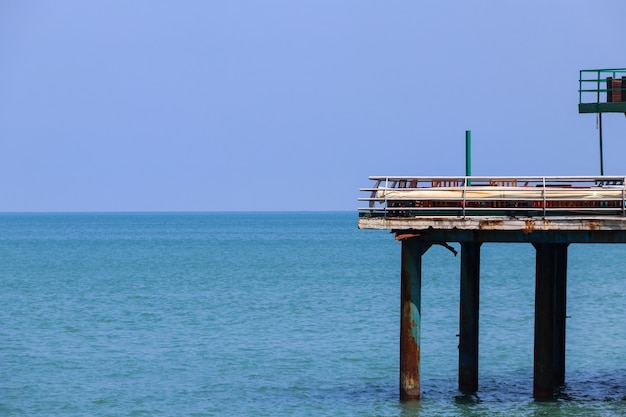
[358,176,626,219]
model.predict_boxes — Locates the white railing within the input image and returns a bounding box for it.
[358,176,626,218]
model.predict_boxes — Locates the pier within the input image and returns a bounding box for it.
[358,175,626,400]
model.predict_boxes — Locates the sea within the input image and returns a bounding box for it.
[2,212,626,416]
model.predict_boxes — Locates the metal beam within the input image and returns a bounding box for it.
[400,239,431,400]
[579,102,626,113]
[377,227,626,244]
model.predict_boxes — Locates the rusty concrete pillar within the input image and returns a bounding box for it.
[400,239,431,401]
[552,243,568,387]
[533,242,569,399]
[459,241,481,394]
[533,242,555,399]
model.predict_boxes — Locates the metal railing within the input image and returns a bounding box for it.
[579,68,626,105]
[358,176,626,219]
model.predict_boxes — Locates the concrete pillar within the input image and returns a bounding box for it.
[459,241,481,393]
[533,242,569,399]
[552,243,568,387]
[400,239,430,400]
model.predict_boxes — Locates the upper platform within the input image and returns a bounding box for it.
[358,176,626,243]
[579,68,626,113]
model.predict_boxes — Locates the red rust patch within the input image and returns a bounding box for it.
[523,220,536,234]
[400,301,420,400]
[478,220,504,230]
[587,220,603,230]
[395,233,421,241]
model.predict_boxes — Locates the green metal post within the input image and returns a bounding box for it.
[599,113,604,176]
[466,130,472,185]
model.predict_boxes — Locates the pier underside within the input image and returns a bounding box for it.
[394,232,600,400]
[359,216,626,244]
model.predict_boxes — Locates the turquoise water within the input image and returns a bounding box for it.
[2,212,626,416]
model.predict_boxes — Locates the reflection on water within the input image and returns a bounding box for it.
[390,371,626,417]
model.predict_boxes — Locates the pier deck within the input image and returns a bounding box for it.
[359,176,626,240]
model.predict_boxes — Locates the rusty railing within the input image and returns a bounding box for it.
[358,176,626,218]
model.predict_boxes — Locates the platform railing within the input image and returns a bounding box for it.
[579,68,626,105]
[358,176,626,219]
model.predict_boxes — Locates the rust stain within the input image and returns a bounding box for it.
[587,220,603,230]
[400,301,420,400]
[523,220,536,235]
[478,220,504,230]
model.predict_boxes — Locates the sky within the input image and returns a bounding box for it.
[1,1,625,212]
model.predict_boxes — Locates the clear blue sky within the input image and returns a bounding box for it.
[1,1,625,211]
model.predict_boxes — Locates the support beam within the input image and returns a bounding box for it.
[459,241,481,394]
[400,239,431,400]
[533,242,569,399]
